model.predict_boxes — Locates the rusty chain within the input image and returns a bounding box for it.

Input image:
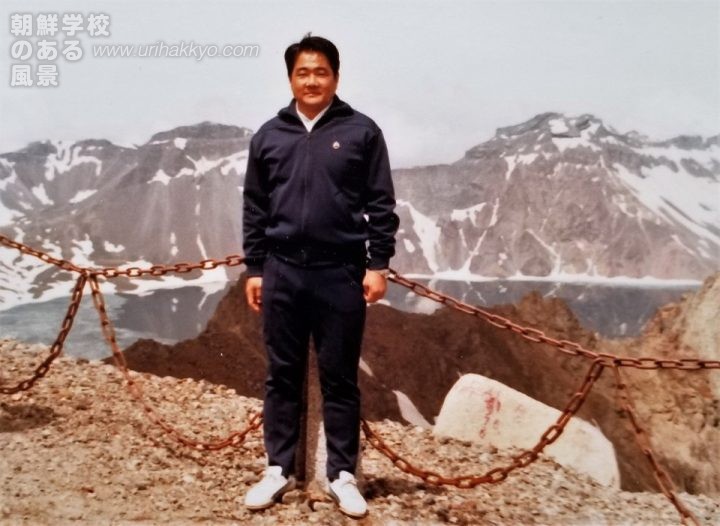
[89,255,246,279]
[87,275,262,450]
[0,233,245,278]
[0,234,717,524]
[362,359,605,488]
[0,234,85,274]
[3,233,716,373]
[388,269,720,371]
[611,366,701,526]
[0,273,87,394]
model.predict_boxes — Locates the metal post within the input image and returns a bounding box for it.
[295,346,328,505]
[296,345,364,508]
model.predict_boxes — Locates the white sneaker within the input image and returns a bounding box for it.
[244,466,297,510]
[328,471,368,518]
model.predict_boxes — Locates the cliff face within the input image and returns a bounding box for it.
[596,275,720,495]
[117,273,720,495]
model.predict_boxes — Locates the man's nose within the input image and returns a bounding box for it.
[306,74,319,86]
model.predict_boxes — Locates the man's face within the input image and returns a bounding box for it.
[290,51,338,119]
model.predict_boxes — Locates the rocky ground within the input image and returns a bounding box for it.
[1,340,718,525]
[119,273,720,496]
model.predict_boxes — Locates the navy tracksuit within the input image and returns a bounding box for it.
[242,96,399,479]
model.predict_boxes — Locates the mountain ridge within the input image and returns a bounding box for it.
[1,112,717,309]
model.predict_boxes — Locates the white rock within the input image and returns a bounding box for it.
[433,374,620,487]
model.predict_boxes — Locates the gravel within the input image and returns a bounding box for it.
[1,339,718,525]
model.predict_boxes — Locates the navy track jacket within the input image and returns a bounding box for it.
[242,96,399,277]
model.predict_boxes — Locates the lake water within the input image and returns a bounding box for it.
[0,279,698,361]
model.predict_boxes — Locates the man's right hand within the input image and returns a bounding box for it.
[245,277,263,313]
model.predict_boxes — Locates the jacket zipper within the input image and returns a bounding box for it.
[300,130,311,237]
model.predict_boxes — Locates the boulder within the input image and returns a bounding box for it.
[434,374,620,488]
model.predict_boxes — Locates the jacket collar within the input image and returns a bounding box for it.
[278,95,353,128]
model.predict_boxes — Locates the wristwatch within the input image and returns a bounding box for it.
[371,268,391,278]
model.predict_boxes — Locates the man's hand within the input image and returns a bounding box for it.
[245,277,263,313]
[363,270,387,303]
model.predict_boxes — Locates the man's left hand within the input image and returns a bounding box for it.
[363,270,387,303]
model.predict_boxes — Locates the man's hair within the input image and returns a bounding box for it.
[284,34,340,78]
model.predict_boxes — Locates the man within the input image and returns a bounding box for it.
[242,34,399,518]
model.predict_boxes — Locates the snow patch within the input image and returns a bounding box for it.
[103,241,125,253]
[173,137,187,150]
[599,135,627,146]
[41,239,62,255]
[70,234,96,267]
[552,121,602,153]
[402,238,416,254]
[44,141,102,180]
[489,197,500,227]
[398,199,441,272]
[517,153,539,165]
[68,189,97,204]
[402,271,702,287]
[196,234,208,259]
[553,136,601,153]
[612,162,719,244]
[359,358,374,378]
[549,118,569,135]
[451,203,487,227]
[149,169,172,185]
[504,156,517,180]
[197,279,227,310]
[12,227,25,243]
[0,202,21,226]
[220,150,249,176]
[31,184,54,206]
[169,232,178,257]
[525,229,562,274]
[392,390,432,428]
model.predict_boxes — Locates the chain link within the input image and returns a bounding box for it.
[87,275,262,450]
[611,366,701,526]
[1,235,717,523]
[0,234,85,274]
[388,269,720,370]
[362,359,606,488]
[1,274,87,394]
[1,232,245,278]
[90,254,246,279]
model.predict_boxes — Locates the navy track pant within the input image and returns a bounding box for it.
[260,253,366,479]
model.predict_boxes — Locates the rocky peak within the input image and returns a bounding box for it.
[148,122,253,144]
[654,134,717,150]
[465,112,613,160]
[498,112,606,139]
[1,140,58,162]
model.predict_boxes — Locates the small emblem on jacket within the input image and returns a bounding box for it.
[332,141,341,150]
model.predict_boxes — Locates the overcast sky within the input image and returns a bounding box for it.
[0,0,718,168]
